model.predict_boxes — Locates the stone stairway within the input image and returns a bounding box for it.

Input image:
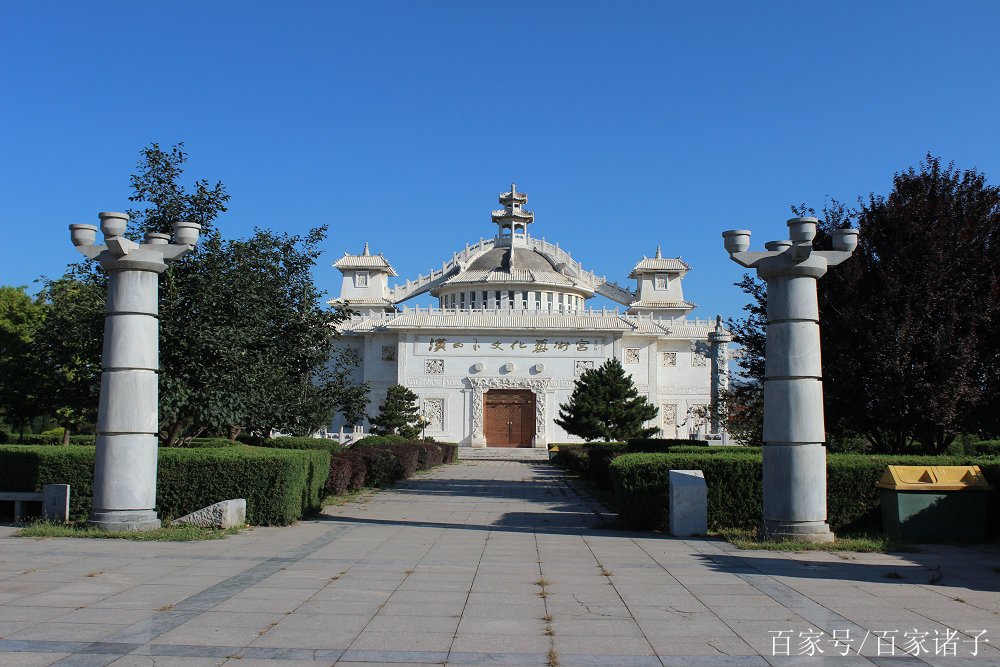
[458,446,550,462]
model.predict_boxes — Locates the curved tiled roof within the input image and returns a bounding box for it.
[629,257,690,277]
[439,247,578,289]
[333,253,398,276]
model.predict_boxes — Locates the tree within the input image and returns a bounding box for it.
[733,156,1000,453]
[369,385,422,439]
[556,358,658,442]
[330,347,371,427]
[0,286,47,439]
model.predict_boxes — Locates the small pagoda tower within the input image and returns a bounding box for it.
[330,243,397,316]
[626,244,696,319]
[491,184,534,247]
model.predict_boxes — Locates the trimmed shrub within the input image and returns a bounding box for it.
[609,451,1000,535]
[0,445,95,520]
[971,440,1000,457]
[334,450,367,490]
[559,444,591,473]
[585,443,631,489]
[183,437,240,448]
[627,438,709,452]
[354,434,408,446]
[438,443,458,464]
[325,455,354,496]
[0,445,329,526]
[610,453,763,531]
[417,443,444,469]
[376,444,421,479]
[267,437,343,454]
[158,447,329,525]
[0,433,96,446]
[352,445,404,487]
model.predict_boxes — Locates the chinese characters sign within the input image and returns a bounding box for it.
[414,336,605,357]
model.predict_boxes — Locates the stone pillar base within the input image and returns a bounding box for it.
[88,509,161,532]
[760,520,835,544]
[471,436,487,449]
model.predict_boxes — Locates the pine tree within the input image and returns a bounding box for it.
[555,358,658,442]
[369,385,422,439]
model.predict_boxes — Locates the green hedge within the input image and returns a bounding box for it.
[438,443,458,464]
[333,450,367,490]
[265,437,344,454]
[354,435,409,446]
[183,437,241,448]
[0,445,329,526]
[609,451,1000,535]
[0,433,97,446]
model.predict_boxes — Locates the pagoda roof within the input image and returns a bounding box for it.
[628,256,690,278]
[333,253,398,276]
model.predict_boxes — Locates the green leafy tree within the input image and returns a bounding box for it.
[369,385,421,439]
[33,274,105,442]
[556,358,658,441]
[0,286,47,439]
[330,347,371,427]
[733,156,1000,453]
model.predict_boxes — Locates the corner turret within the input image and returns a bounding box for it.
[330,243,397,316]
[626,245,695,318]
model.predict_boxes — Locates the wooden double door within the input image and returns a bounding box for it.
[484,389,536,448]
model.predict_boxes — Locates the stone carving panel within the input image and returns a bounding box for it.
[424,359,444,374]
[423,398,444,432]
[574,360,594,377]
[661,352,677,367]
[381,345,396,361]
[625,348,640,364]
[661,403,677,428]
[692,353,707,367]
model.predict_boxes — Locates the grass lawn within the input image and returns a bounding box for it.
[16,521,244,541]
[718,528,917,552]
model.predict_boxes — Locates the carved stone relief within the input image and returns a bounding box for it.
[661,403,677,427]
[381,345,396,361]
[574,360,594,377]
[424,358,445,374]
[423,398,444,432]
[625,348,640,364]
[661,352,677,367]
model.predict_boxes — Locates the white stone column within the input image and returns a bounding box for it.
[71,212,200,532]
[708,316,732,435]
[723,218,858,543]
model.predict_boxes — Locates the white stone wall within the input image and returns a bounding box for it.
[332,328,714,444]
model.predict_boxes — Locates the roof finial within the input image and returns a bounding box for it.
[511,183,516,194]
[363,242,370,256]
[655,243,662,259]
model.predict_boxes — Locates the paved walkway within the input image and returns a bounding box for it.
[1,460,999,666]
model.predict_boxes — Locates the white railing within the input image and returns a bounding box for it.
[343,305,714,328]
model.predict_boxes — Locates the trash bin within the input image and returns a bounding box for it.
[876,465,992,543]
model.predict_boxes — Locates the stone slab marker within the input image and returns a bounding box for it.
[174,499,246,529]
[669,470,707,537]
[70,213,200,532]
[42,484,70,522]
[723,218,858,542]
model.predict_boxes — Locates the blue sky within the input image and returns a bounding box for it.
[2,1,998,320]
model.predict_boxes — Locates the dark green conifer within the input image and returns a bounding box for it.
[555,358,658,442]
[368,385,422,439]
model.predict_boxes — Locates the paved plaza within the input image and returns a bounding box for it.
[1,458,999,666]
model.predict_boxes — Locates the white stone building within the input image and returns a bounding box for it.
[330,186,731,448]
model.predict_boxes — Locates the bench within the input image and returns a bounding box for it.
[0,484,71,522]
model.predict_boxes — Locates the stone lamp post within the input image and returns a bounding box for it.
[70,212,201,531]
[723,217,858,542]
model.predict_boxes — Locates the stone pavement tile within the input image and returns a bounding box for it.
[9,593,111,609]
[660,657,769,666]
[154,622,265,647]
[461,602,545,619]
[337,658,443,667]
[191,610,289,629]
[450,633,552,653]
[91,584,205,609]
[648,636,757,655]
[376,601,465,616]
[273,612,371,634]
[250,625,356,649]
[714,606,804,622]
[551,618,645,637]
[638,618,735,640]
[552,635,655,656]
[0,621,40,636]
[446,651,548,665]
[209,597,303,614]
[385,589,468,604]
[46,607,157,626]
[291,600,383,617]
[457,616,546,635]
[394,578,474,593]
[469,581,540,595]
[365,614,460,633]
[348,630,455,652]
[465,592,544,606]
[109,657,226,666]
[0,653,73,666]
[8,622,129,642]
[231,587,317,602]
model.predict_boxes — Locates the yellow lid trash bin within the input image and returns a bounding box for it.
[876,465,992,542]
